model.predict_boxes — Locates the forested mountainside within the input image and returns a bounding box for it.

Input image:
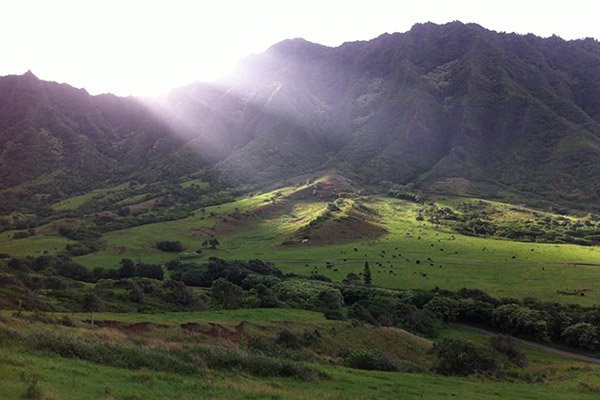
[2,21,600,213]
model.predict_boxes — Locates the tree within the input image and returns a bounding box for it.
[255,284,278,307]
[363,262,372,286]
[562,323,600,350]
[433,338,502,376]
[118,258,135,278]
[135,263,164,280]
[155,241,184,252]
[83,293,104,327]
[211,278,243,309]
[424,295,460,322]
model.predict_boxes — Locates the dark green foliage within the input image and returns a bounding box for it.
[491,304,549,341]
[155,241,184,252]
[363,262,372,286]
[561,323,600,350]
[134,263,164,280]
[118,259,135,278]
[202,238,220,249]
[433,338,502,376]
[424,296,460,322]
[254,284,279,308]
[211,278,243,309]
[27,331,200,374]
[82,293,104,313]
[65,243,93,256]
[394,303,440,337]
[344,349,422,373]
[421,201,600,245]
[13,230,33,240]
[190,346,323,380]
[58,227,101,241]
[162,280,203,309]
[489,335,528,367]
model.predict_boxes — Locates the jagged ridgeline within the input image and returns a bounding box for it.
[2,21,600,214]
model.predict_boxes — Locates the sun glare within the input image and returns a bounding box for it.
[1,0,597,96]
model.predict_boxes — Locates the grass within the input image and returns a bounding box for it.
[6,180,600,304]
[180,178,209,189]
[3,309,600,399]
[50,182,131,211]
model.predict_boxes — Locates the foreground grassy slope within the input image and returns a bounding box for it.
[2,309,600,400]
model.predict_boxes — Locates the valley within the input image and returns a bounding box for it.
[2,19,600,400]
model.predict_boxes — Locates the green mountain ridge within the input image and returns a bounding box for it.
[2,21,600,214]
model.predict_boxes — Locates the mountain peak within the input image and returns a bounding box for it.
[267,37,329,56]
[21,69,38,80]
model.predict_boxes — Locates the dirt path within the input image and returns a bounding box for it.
[572,264,600,269]
[457,324,600,364]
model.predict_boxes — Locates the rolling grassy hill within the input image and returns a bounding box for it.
[4,175,600,305]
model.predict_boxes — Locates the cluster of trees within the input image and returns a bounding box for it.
[5,252,600,355]
[419,202,600,245]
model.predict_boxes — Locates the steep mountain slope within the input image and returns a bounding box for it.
[2,21,600,214]
[0,72,209,213]
[199,22,600,207]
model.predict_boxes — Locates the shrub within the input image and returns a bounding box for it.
[135,263,164,280]
[489,335,528,367]
[211,278,243,309]
[345,350,422,372]
[155,241,184,252]
[13,231,32,240]
[65,243,93,256]
[276,329,301,349]
[491,304,549,341]
[254,284,278,307]
[424,295,459,322]
[433,338,502,376]
[27,331,200,373]
[561,323,600,350]
[190,346,323,380]
[394,303,440,337]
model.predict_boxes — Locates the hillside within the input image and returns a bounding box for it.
[2,22,600,215]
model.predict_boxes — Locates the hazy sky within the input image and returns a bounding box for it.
[2,0,597,96]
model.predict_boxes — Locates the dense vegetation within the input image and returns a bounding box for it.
[420,200,600,245]
[3,22,600,215]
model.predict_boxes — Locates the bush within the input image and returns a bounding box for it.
[424,295,459,322]
[190,346,323,380]
[276,329,301,349]
[135,263,164,280]
[13,231,32,240]
[491,304,549,341]
[211,278,243,309]
[155,241,184,252]
[433,338,502,376]
[344,349,422,372]
[65,243,93,256]
[489,335,528,367]
[561,323,600,350]
[27,331,200,373]
[254,284,278,307]
[395,303,440,337]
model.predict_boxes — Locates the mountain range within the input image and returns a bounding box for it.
[2,21,600,213]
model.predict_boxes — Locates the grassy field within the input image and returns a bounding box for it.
[2,309,600,400]
[4,178,600,304]
[50,182,132,211]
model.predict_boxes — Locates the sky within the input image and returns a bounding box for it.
[2,0,598,96]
